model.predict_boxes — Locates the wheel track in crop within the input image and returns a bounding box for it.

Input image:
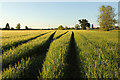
[2,34,30,39]
[2,32,49,53]
[2,31,53,69]
[80,34,109,54]
[2,31,56,80]
[54,31,68,40]
[63,32,86,79]
[79,34,117,60]
[18,31,70,79]
[79,33,120,77]
[79,34,119,58]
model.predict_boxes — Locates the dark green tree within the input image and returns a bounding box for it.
[75,24,80,29]
[98,5,117,30]
[78,19,90,30]
[5,23,10,29]
[70,27,74,30]
[25,26,29,30]
[65,26,68,30]
[11,27,14,30]
[16,23,21,29]
[58,25,64,30]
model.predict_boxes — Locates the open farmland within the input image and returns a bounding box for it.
[1,30,120,79]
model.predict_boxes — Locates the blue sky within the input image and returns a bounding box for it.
[0,2,118,29]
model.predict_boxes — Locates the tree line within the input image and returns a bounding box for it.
[57,5,118,31]
[1,5,119,31]
[2,23,29,30]
[57,19,91,30]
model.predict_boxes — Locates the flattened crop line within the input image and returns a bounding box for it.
[36,31,56,56]
[2,31,54,69]
[54,31,69,40]
[2,34,30,39]
[79,33,119,78]
[63,32,85,79]
[39,31,72,79]
[18,31,56,79]
[2,32,49,53]
[80,34,109,54]
[2,32,56,80]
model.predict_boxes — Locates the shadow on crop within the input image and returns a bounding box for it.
[21,31,56,79]
[63,31,86,79]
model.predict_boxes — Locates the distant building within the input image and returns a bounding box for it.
[91,24,94,29]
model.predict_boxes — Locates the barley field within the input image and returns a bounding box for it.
[1,30,120,79]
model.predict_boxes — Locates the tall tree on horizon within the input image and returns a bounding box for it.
[58,25,64,30]
[78,19,90,30]
[16,23,21,29]
[65,26,68,30]
[25,26,29,30]
[118,2,120,27]
[75,24,80,30]
[98,5,117,30]
[5,23,10,29]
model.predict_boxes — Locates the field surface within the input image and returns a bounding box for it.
[1,30,120,79]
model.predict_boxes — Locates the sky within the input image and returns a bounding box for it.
[0,0,119,2]
[118,1,120,26]
[0,2,118,29]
